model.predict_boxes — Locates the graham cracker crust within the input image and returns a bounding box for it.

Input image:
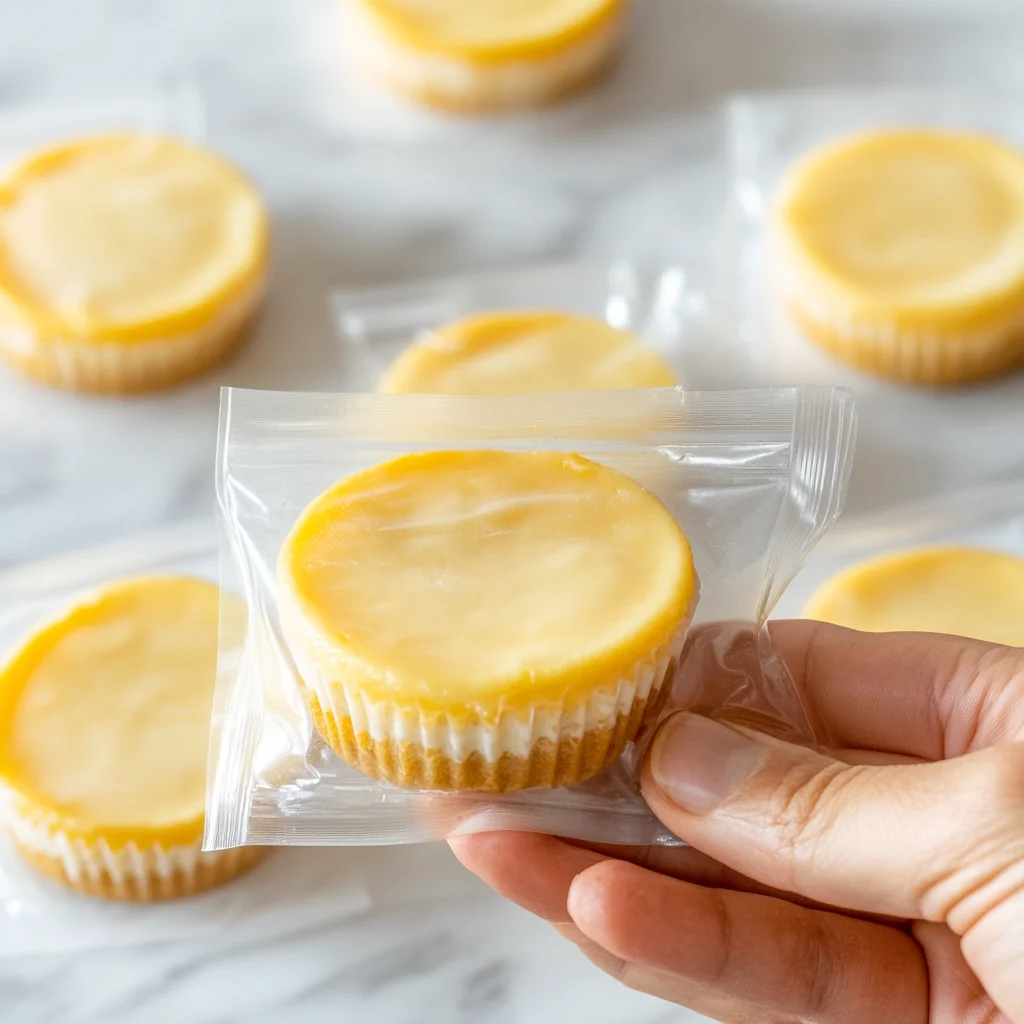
[308,690,652,792]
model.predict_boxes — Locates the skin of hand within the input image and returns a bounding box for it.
[450,621,1024,1024]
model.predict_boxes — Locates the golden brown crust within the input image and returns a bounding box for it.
[10,838,266,901]
[308,690,653,791]
[787,300,1024,387]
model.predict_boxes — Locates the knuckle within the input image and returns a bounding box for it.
[767,759,864,868]
[936,641,1024,752]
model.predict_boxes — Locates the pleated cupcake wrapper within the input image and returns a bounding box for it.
[344,2,623,113]
[786,298,1024,385]
[0,274,265,394]
[772,238,1024,384]
[5,810,263,901]
[301,614,691,792]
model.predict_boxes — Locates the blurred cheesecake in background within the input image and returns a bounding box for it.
[344,0,626,113]
[379,310,677,392]
[803,546,1024,645]
[0,577,265,900]
[0,134,268,393]
[773,129,1024,386]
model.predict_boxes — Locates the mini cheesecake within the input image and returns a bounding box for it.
[0,134,268,393]
[278,450,697,792]
[803,546,1024,644]
[345,0,625,113]
[0,577,264,900]
[774,129,1024,385]
[379,310,677,393]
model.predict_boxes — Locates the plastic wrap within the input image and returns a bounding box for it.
[0,524,370,957]
[719,86,1024,386]
[777,475,1024,618]
[0,85,204,169]
[330,260,736,390]
[208,384,856,849]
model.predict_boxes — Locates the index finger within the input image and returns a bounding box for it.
[767,619,1024,759]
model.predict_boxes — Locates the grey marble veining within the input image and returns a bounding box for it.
[4,1,1024,1021]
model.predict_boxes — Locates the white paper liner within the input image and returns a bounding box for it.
[771,232,1024,381]
[281,575,697,771]
[5,812,259,900]
[0,272,266,392]
[343,3,622,111]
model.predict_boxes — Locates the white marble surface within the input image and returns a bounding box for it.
[4,1,1024,1022]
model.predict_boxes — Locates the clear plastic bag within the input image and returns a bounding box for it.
[207,384,856,850]
[0,84,204,171]
[776,475,1024,619]
[718,87,1024,505]
[719,87,1024,387]
[331,259,735,391]
[0,523,370,957]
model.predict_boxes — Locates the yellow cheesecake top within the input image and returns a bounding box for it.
[802,546,1024,645]
[379,311,678,394]
[356,0,622,61]
[0,577,240,848]
[278,450,695,713]
[0,134,268,344]
[776,130,1024,331]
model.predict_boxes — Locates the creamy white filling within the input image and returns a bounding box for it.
[343,4,622,108]
[284,581,697,763]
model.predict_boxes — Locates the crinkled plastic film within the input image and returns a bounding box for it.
[0,524,370,957]
[331,260,736,390]
[777,475,1024,619]
[718,87,1024,386]
[207,385,856,850]
[0,84,205,170]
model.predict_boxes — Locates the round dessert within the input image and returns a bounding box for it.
[773,129,1024,385]
[803,546,1024,644]
[278,450,697,792]
[0,577,264,900]
[0,133,269,393]
[379,311,677,393]
[345,0,625,113]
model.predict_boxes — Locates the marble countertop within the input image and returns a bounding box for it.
[3,1,1024,1021]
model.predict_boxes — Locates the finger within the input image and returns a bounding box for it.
[641,712,1024,924]
[568,859,927,1024]
[551,922,749,1021]
[913,922,999,1022]
[455,830,903,929]
[448,832,604,922]
[767,619,1024,758]
[835,749,924,766]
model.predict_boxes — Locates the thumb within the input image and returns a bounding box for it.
[641,713,1024,929]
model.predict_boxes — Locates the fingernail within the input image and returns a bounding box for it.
[649,714,766,814]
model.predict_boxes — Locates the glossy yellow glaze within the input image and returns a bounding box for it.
[356,0,622,61]
[380,311,677,394]
[278,450,695,717]
[0,577,243,849]
[803,546,1024,645]
[777,130,1024,334]
[0,134,268,344]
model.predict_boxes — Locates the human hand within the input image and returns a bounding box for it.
[450,621,1024,1023]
